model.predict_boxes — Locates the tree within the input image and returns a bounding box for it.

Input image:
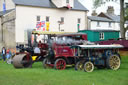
[124,8,128,33]
[93,0,125,39]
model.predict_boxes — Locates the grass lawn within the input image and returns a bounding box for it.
[0,56,128,85]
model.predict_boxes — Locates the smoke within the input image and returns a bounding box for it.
[50,37,95,45]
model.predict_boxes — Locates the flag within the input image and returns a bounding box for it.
[46,22,50,31]
[36,21,45,31]
[3,1,6,12]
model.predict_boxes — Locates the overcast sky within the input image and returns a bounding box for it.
[79,0,120,16]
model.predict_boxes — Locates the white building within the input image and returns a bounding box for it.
[88,16,115,30]
[0,0,88,48]
[88,6,128,39]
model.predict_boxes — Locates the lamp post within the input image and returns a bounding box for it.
[58,21,64,32]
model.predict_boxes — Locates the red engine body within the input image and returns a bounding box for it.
[53,43,76,58]
[52,34,87,59]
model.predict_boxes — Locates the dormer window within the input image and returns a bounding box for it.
[66,0,69,4]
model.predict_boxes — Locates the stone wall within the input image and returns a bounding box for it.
[0,10,16,50]
[0,17,2,41]
[0,17,4,51]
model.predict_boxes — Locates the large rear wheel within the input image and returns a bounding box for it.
[106,55,121,70]
[54,58,66,70]
[84,61,94,72]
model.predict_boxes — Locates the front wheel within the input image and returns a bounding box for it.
[84,61,94,72]
[42,58,51,69]
[54,58,66,70]
[75,60,84,71]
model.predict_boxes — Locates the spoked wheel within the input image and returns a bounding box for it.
[54,58,66,70]
[75,60,84,71]
[42,58,51,69]
[106,55,121,70]
[84,61,94,72]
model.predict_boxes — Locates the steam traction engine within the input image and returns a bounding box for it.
[43,33,88,70]
[43,33,123,72]
[72,45,123,72]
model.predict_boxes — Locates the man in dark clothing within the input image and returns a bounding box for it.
[2,47,6,61]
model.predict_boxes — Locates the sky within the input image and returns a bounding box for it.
[79,0,120,16]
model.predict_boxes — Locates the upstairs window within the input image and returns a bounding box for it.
[37,16,40,21]
[46,16,50,22]
[100,32,104,40]
[109,22,112,27]
[61,17,64,23]
[97,21,100,27]
[78,18,81,23]
[66,0,69,3]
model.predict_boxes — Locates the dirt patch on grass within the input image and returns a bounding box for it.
[120,51,128,56]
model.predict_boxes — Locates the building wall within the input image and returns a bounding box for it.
[0,17,2,41]
[0,0,15,11]
[0,17,4,50]
[15,5,88,43]
[52,0,74,8]
[89,21,115,30]
[114,22,120,30]
[1,10,16,48]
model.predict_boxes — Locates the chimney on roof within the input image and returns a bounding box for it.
[91,10,97,16]
[107,6,114,15]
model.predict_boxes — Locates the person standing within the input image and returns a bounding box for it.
[2,47,6,61]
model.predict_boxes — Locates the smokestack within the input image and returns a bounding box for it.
[107,6,114,15]
[91,10,97,16]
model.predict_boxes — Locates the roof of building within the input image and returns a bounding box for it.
[88,16,114,22]
[0,9,14,17]
[80,29,120,32]
[104,13,120,22]
[98,12,120,22]
[13,0,88,11]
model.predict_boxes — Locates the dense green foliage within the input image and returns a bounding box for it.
[0,56,128,85]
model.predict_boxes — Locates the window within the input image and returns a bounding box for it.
[37,16,40,21]
[78,18,81,23]
[61,29,64,32]
[66,0,69,3]
[46,16,49,22]
[97,21,100,27]
[61,17,64,23]
[109,22,112,27]
[100,32,104,40]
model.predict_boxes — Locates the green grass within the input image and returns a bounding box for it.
[0,56,128,85]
